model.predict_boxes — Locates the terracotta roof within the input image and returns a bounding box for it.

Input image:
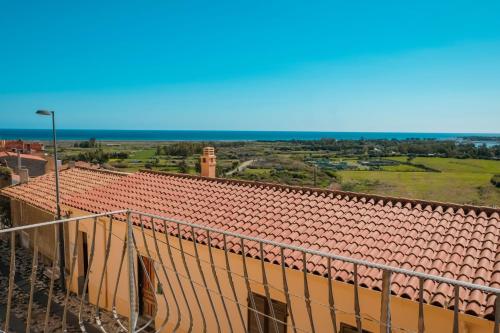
[0,140,44,152]
[65,170,500,319]
[0,151,47,162]
[0,166,128,214]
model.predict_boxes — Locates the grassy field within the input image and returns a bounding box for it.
[58,141,499,207]
[387,156,500,173]
[339,157,499,206]
[128,148,156,160]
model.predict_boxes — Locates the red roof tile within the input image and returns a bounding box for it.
[0,166,128,214]
[63,170,500,319]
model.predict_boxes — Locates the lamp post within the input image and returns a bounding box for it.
[36,110,66,291]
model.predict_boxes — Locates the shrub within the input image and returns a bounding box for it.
[111,162,129,169]
[491,175,500,188]
[0,167,11,180]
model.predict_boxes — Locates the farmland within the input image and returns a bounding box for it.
[56,139,500,207]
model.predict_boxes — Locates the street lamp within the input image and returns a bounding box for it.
[36,109,66,291]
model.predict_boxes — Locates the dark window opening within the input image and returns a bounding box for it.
[339,323,372,333]
[78,231,89,297]
[247,292,287,333]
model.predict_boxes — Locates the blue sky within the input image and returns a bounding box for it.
[0,1,499,132]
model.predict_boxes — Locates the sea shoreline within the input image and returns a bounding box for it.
[0,129,498,142]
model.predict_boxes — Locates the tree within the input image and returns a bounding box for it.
[156,145,163,156]
[178,160,189,173]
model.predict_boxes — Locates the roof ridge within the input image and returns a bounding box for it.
[138,169,500,217]
[73,165,131,176]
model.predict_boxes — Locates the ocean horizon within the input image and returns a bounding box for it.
[0,129,499,142]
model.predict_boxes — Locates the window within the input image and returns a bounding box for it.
[339,323,372,333]
[248,293,287,333]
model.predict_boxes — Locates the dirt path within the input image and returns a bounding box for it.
[225,159,255,176]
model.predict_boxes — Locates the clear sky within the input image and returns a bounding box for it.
[1,1,499,132]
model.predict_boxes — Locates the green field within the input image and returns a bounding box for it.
[387,156,500,173]
[128,148,156,160]
[339,157,499,206]
[58,140,499,207]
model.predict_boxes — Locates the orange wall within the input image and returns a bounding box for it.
[65,208,494,333]
[10,199,57,263]
[11,203,496,333]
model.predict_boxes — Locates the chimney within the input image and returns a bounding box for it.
[19,168,29,184]
[46,157,62,172]
[200,147,216,178]
[68,160,76,168]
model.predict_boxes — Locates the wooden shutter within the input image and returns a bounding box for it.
[248,293,287,333]
[248,294,266,333]
[272,298,287,333]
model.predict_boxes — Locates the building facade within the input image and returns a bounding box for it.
[0,151,48,178]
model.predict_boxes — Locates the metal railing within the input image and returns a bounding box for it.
[0,209,498,333]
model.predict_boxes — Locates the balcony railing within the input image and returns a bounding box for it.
[0,209,499,333]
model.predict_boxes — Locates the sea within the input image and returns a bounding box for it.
[0,129,498,145]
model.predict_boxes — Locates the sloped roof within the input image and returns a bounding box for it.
[0,166,128,214]
[0,151,47,162]
[65,170,500,319]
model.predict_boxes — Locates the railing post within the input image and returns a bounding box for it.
[126,210,137,332]
[452,285,460,333]
[380,270,392,333]
[418,277,425,333]
[494,293,499,333]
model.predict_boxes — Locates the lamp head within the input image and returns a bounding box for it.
[36,110,53,116]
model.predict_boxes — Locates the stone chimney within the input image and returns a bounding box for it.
[19,168,29,184]
[200,147,216,178]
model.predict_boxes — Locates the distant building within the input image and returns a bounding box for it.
[0,151,48,177]
[0,139,45,154]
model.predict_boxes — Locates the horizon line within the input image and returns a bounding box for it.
[1,129,499,135]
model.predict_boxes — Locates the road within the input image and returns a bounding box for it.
[225,159,255,176]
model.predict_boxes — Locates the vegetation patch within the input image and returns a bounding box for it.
[56,138,499,207]
[492,175,500,188]
[0,167,11,180]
